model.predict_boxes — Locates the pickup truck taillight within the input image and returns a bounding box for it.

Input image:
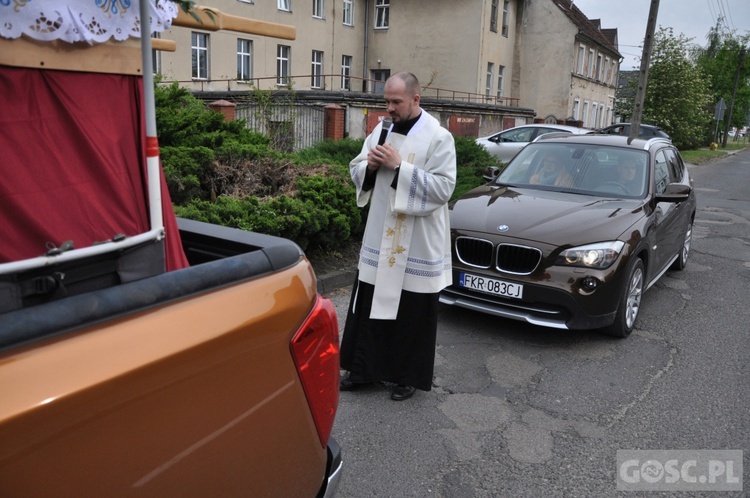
[290,295,340,448]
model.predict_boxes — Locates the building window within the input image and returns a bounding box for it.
[572,99,580,121]
[311,50,324,88]
[278,0,290,11]
[277,45,291,85]
[596,54,602,81]
[582,101,589,127]
[313,0,324,18]
[191,32,209,80]
[501,0,509,36]
[237,39,253,81]
[490,0,498,32]
[341,54,352,90]
[486,62,494,98]
[497,65,505,98]
[371,69,389,93]
[604,57,611,84]
[151,32,161,75]
[587,49,595,78]
[591,102,599,128]
[343,0,353,25]
[375,0,389,29]
[576,44,585,75]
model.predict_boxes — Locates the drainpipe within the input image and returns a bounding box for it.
[363,0,369,92]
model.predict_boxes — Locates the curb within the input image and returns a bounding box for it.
[317,267,356,295]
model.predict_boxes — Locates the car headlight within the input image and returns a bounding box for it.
[556,241,625,270]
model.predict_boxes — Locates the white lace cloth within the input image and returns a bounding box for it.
[0,0,178,44]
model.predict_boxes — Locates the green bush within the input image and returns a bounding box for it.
[160,146,215,204]
[293,137,365,166]
[452,136,498,200]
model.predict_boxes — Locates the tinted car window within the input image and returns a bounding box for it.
[496,127,535,143]
[654,150,670,194]
[496,143,649,198]
[664,148,684,182]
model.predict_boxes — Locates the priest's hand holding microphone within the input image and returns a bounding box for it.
[367,117,400,171]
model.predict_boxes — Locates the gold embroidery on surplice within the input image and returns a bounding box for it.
[385,213,408,267]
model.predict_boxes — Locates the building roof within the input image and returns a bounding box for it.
[553,0,622,58]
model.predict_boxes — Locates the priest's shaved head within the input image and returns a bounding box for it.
[384,72,422,123]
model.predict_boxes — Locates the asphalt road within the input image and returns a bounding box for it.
[325,148,750,497]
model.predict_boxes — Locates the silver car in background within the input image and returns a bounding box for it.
[476,124,589,163]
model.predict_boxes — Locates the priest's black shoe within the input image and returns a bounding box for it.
[340,373,369,391]
[390,385,416,401]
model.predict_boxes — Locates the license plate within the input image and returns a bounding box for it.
[459,272,523,299]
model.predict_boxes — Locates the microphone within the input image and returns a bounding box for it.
[378,117,393,146]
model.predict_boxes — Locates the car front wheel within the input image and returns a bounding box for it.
[670,220,693,271]
[601,258,644,338]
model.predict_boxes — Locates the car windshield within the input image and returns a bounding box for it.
[494,143,649,199]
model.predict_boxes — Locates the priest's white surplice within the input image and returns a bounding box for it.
[350,111,456,319]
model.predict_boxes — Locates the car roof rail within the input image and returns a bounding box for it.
[642,137,672,149]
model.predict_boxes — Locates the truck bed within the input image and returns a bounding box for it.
[0,219,340,497]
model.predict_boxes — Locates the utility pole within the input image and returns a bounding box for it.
[722,47,746,148]
[629,0,660,143]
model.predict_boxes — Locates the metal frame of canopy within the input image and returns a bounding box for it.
[0,2,295,275]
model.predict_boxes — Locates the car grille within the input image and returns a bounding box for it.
[455,238,542,275]
[496,244,542,275]
[455,237,494,268]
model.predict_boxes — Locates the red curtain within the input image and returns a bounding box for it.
[0,65,188,271]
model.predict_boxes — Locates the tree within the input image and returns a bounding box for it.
[617,28,713,149]
[695,19,750,140]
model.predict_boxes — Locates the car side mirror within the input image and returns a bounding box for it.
[655,183,691,203]
[483,166,500,182]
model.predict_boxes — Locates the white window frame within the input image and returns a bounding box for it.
[311,50,324,89]
[313,0,324,19]
[587,48,595,78]
[151,32,161,75]
[576,44,585,75]
[582,100,590,127]
[604,57,611,84]
[343,0,353,25]
[572,98,580,121]
[497,65,505,99]
[237,39,253,82]
[341,55,352,90]
[278,0,291,12]
[375,0,389,29]
[501,0,509,37]
[596,54,603,81]
[191,32,209,80]
[592,102,598,127]
[486,62,494,98]
[277,44,291,85]
[490,0,498,33]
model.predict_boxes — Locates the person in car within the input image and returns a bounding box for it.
[614,156,644,195]
[529,150,573,187]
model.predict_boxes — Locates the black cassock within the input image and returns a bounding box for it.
[340,274,439,391]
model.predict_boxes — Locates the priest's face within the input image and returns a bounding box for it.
[384,77,421,123]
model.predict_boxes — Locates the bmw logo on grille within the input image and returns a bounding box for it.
[497,224,509,232]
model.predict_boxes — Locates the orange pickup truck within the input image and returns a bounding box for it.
[0,3,342,497]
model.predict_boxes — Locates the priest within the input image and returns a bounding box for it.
[340,72,457,401]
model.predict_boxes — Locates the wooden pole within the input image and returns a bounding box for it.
[629,0,660,143]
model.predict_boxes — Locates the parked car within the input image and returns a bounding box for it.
[441,134,696,337]
[594,123,671,140]
[476,124,589,163]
